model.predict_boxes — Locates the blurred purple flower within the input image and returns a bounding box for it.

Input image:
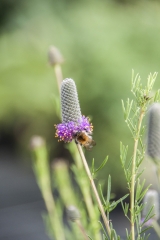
[141,217,154,227]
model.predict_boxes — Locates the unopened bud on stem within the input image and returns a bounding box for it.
[66,205,80,222]
[30,135,45,149]
[48,46,64,66]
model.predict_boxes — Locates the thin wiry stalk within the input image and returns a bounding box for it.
[76,219,90,240]
[76,144,112,239]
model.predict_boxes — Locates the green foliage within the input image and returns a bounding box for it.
[91,156,109,178]
[31,139,66,240]
[120,72,160,240]
[99,175,129,214]
[1,0,160,191]
[31,71,160,240]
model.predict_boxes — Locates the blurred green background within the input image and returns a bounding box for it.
[0,0,160,194]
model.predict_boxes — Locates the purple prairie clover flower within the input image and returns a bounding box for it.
[77,115,93,133]
[55,116,93,143]
[55,121,76,142]
[141,217,154,227]
[55,78,93,142]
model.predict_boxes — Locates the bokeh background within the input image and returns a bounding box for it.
[0,0,160,239]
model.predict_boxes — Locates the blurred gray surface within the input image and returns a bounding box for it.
[0,150,50,240]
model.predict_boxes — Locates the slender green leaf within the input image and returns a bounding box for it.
[140,226,152,235]
[137,185,151,204]
[120,142,128,167]
[141,206,155,226]
[98,221,108,239]
[121,200,129,217]
[99,184,106,206]
[111,229,118,240]
[95,156,109,174]
[111,194,129,207]
[136,179,145,202]
[91,158,95,176]
[88,236,93,240]
[154,89,160,102]
[107,175,111,204]
[108,194,129,212]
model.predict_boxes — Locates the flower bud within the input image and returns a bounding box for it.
[30,135,45,149]
[66,205,80,222]
[48,46,64,65]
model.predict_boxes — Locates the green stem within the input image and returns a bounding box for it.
[130,109,144,240]
[76,144,111,239]
[42,190,65,240]
[54,64,63,93]
[33,147,66,240]
[82,188,101,239]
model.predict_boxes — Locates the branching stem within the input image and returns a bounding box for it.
[130,108,145,240]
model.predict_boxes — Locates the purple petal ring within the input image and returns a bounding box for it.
[55,116,93,142]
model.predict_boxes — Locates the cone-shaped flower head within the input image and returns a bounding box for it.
[61,78,81,123]
[142,189,159,222]
[55,78,93,142]
[147,103,160,161]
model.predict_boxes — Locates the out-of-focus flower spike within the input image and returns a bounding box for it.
[143,189,159,222]
[147,103,160,162]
